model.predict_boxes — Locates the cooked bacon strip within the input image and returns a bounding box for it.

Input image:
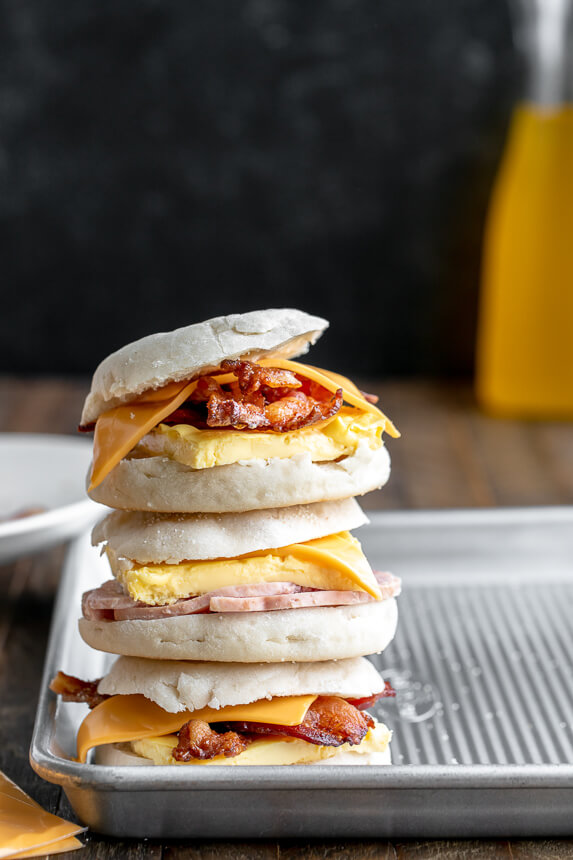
[174,696,375,761]
[189,376,228,403]
[347,682,396,710]
[172,719,250,761]
[220,359,302,394]
[175,359,343,432]
[205,387,342,432]
[49,671,107,709]
[162,406,207,428]
[219,695,374,748]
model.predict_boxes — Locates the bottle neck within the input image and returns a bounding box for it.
[512,0,573,105]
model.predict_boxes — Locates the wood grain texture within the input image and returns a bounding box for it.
[508,843,573,859]
[280,843,396,859]
[0,376,571,859]
[360,381,573,510]
[394,841,510,859]
[164,844,277,859]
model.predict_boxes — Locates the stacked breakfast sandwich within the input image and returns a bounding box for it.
[51,309,401,767]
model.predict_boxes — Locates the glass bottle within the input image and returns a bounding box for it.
[475,0,573,417]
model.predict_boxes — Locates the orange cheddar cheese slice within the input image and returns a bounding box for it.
[88,374,239,490]
[273,532,382,599]
[0,771,85,857]
[258,359,400,436]
[118,530,382,605]
[77,693,318,762]
[0,792,84,858]
[89,379,195,491]
[0,773,38,810]
[7,837,85,857]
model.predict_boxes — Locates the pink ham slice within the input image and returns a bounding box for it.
[373,570,402,600]
[210,590,372,612]
[82,581,303,621]
[82,571,401,621]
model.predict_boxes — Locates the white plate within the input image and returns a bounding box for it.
[0,434,105,564]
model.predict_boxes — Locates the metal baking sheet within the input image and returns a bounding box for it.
[30,507,573,838]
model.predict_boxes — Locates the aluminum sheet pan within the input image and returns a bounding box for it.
[30,507,573,839]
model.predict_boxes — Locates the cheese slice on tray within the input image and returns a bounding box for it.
[0,771,84,859]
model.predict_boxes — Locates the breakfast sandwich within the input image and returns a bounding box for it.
[50,656,394,767]
[79,498,401,661]
[80,308,399,513]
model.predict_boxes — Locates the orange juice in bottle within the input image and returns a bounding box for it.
[476,0,573,416]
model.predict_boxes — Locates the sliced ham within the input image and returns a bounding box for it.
[82,580,138,620]
[82,571,401,622]
[113,582,304,621]
[209,590,372,612]
[83,581,303,621]
[373,570,402,600]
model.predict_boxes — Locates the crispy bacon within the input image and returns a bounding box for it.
[218,695,374,748]
[220,359,302,394]
[347,682,396,710]
[167,359,343,433]
[173,696,375,761]
[205,389,335,431]
[206,385,342,432]
[172,719,250,761]
[163,406,208,429]
[49,671,108,709]
[360,390,379,404]
[189,376,228,403]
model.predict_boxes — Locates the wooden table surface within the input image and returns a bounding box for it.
[1,376,573,860]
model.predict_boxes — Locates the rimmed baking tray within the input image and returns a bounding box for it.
[30,508,573,838]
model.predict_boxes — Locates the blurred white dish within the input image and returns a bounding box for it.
[0,434,104,564]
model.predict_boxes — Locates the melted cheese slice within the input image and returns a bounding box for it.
[77,693,317,763]
[130,721,391,766]
[0,787,84,858]
[89,379,195,490]
[89,372,238,489]
[88,360,398,489]
[114,531,382,606]
[258,359,400,437]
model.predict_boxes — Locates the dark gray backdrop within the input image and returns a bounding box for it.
[0,0,516,378]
